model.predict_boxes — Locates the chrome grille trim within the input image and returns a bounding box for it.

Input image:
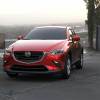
[12,51,46,64]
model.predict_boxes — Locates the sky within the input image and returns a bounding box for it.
[0,0,87,25]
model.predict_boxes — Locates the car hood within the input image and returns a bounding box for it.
[12,40,67,52]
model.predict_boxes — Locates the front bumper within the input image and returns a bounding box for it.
[5,69,63,75]
[3,52,65,74]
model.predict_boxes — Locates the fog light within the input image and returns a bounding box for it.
[54,61,59,64]
[52,61,61,67]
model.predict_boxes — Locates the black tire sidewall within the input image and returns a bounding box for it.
[76,53,83,69]
[63,56,71,79]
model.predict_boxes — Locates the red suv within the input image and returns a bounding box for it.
[3,26,83,79]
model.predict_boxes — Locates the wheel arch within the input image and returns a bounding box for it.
[65,48,72,61]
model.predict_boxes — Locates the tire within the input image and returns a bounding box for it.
[6,72,18,78]
[63,55,71,79]
[76,53,83,69]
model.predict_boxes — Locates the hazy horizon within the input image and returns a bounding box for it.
[0,0,87,25]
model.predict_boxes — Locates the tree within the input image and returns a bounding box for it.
[84,0,100,48]
[95,0,100,25]
[95,0,100,7]
[84,0,95,49]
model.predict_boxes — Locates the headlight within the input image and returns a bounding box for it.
[50,49,64,55]
[5,48,12,55]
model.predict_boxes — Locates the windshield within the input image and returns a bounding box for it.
[24,27,66,40]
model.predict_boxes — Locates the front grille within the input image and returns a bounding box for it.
[11,65,48,72]
[13,51,44,63]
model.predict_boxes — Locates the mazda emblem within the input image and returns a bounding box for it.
[25,51,31,57]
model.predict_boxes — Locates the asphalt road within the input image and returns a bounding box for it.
[0,50,100,100]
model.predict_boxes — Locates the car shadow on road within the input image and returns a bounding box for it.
[5,73,66,82]
[5,67,82,82]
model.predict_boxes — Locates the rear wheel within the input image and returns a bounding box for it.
[63,56,71,79]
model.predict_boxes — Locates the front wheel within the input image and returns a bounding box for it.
[63,56,71,79]
[76,53,83,69]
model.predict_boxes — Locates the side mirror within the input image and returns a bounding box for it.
[17,35,23,40]
[73,35,80,41]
